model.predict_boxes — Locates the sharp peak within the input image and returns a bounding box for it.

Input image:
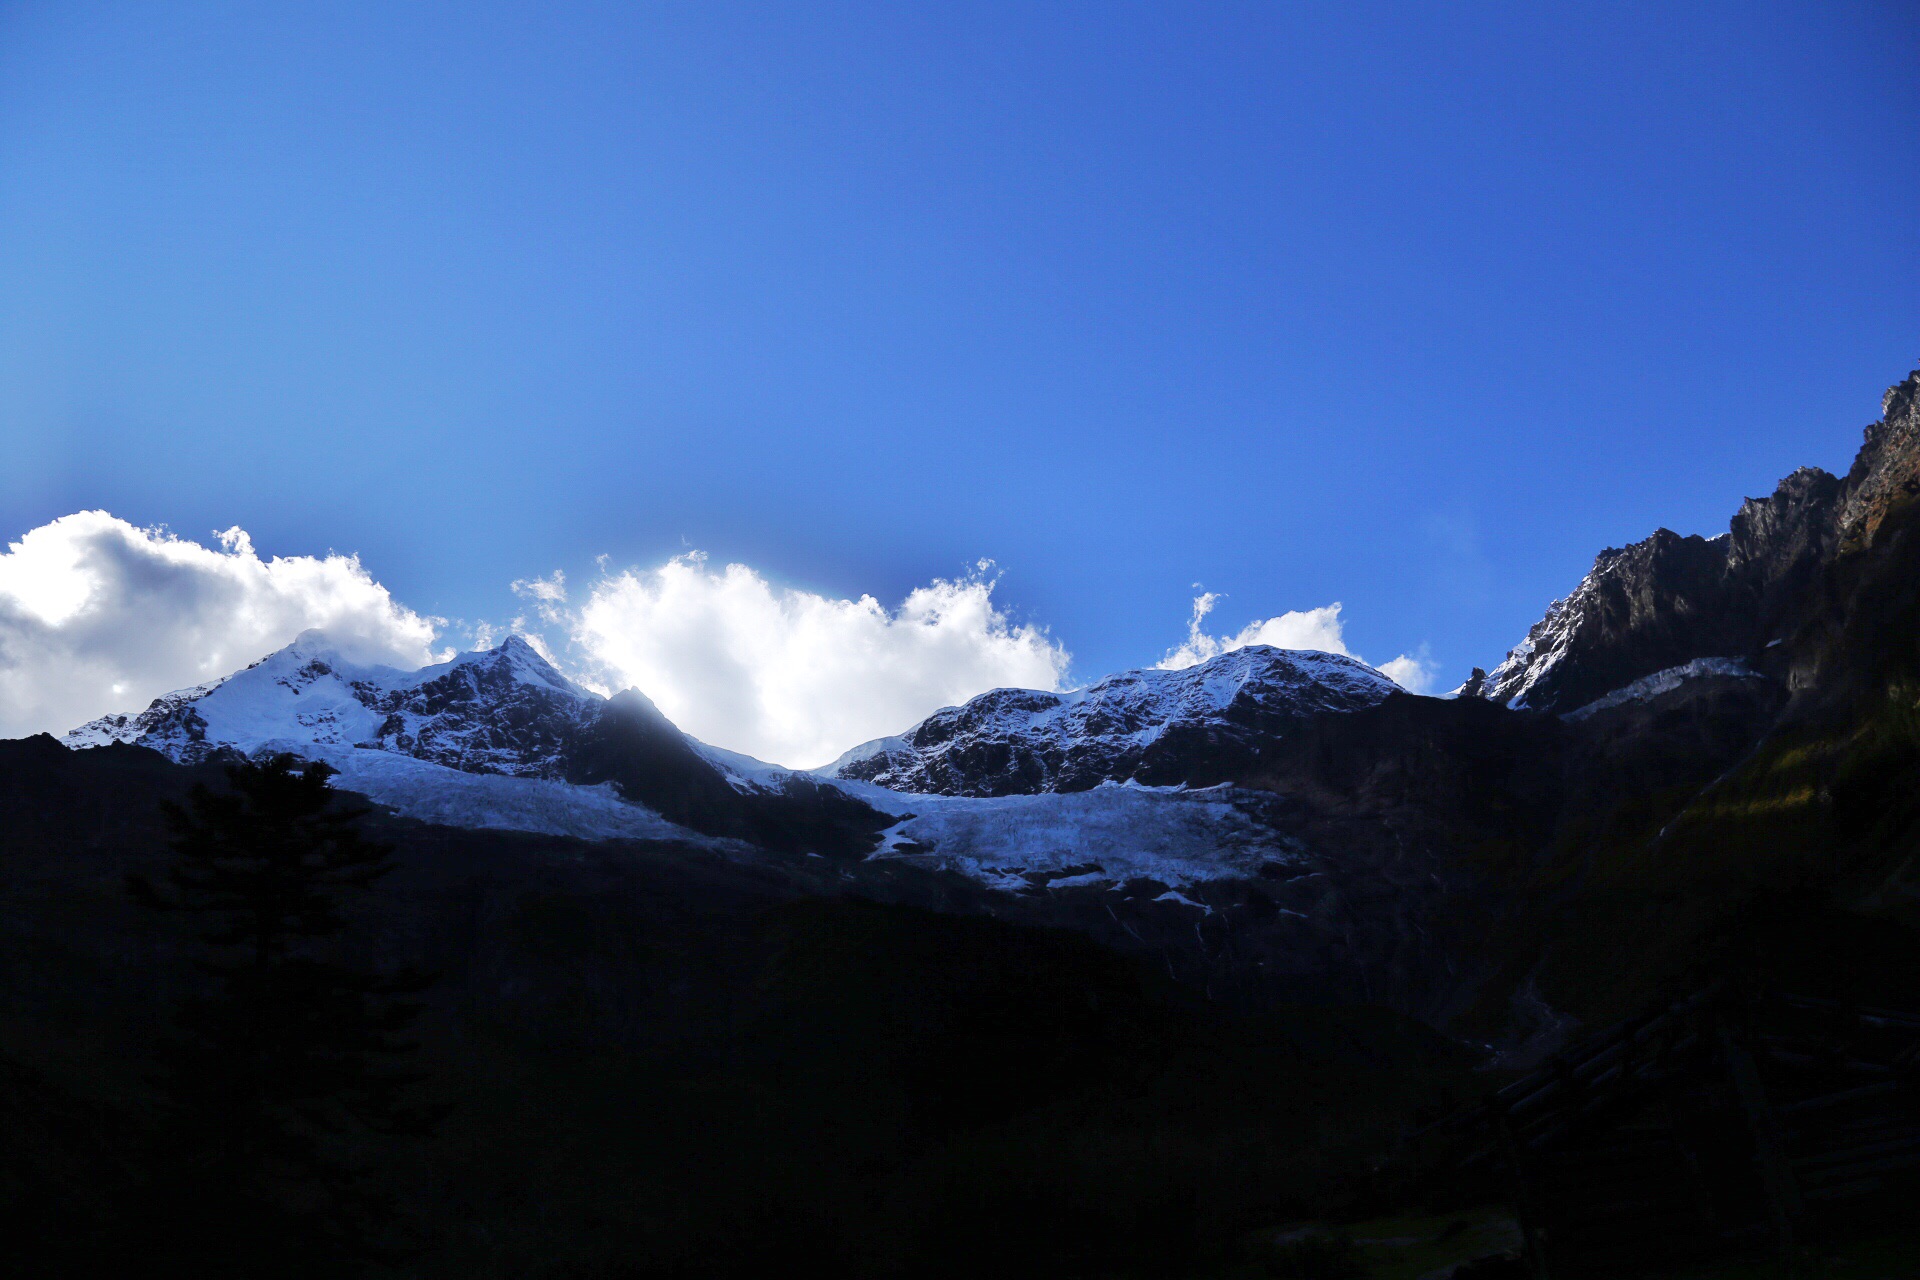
[435,632,593,697]
[465,632,547,661]
[610,685,660,708]
[264,630,566,682]
[473,633,568,672]
[286,626,345,651]
[605,685,674,723]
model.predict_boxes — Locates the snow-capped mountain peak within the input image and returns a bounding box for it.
[828,644,1402,796]
[62,632,893,857]
[64,630,596,776]
[412,633,581,697]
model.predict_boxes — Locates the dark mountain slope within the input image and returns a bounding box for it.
[22,370,1920,1068]
[1168,369,1920,1038]
[1466,421,1920,1030]
[10,374,1920,1273]
[567,688,888,854]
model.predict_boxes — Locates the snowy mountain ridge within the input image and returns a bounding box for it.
[68,630,596,779]
[827,644,1401,796]
[61,632,1419,893]
[65,630,909,858]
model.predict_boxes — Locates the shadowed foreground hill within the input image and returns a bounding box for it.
[0,736,1475,1278]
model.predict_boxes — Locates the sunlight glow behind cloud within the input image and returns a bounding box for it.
[555,554,1070,768]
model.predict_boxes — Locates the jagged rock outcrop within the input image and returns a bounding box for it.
[1477,530,1741,714]
[1478,370,1920,715]
[1837,375,1920,550]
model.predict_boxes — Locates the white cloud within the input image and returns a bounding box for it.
[1158,592,1437,694]
[0,511,1434,760]
[511,570,568,605]
[1376,649,1438,694]
[568,554,1069,768]
[0,511,442,738]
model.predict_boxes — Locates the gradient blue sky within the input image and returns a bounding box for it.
[3,1,1916,692]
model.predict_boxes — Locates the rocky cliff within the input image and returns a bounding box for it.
[1474,370,1920,716]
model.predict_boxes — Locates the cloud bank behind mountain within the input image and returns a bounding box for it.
[1,513,1434,761]
[534,556,1067,769]
[1158,592,1436,694]
[0,512,441,740]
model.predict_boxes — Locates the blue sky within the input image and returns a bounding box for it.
[1,2,1917,756]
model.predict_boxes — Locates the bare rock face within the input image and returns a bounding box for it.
[65,681,226,759]
[1478,529,1738,714]
[1726,466,1841,578]
[1478,371,1920,716]
[1837,373,1920,550]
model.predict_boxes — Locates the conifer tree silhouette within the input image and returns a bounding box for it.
[130,753,438,1276]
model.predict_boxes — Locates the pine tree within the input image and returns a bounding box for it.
[130,753,438,1276]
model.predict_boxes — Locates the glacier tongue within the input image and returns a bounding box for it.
[833,775,1303,890]
[1559,657,1760,723]
[271,740,708,844]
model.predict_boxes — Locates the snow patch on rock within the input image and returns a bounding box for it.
[1479,589,1585,711]
[63,631,699,841]
[1560,658,1761,723]
[65,630,595,775]
[270,741,705,843]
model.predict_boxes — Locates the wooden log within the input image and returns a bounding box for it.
[1796,1149,1920,1185]
[1792,1134,1920,1172]
[1779,995,1920,1030]
[1800,1177,1884,1203]
[1777,1081,1902,1115]
[1719,1020,1803,1249]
